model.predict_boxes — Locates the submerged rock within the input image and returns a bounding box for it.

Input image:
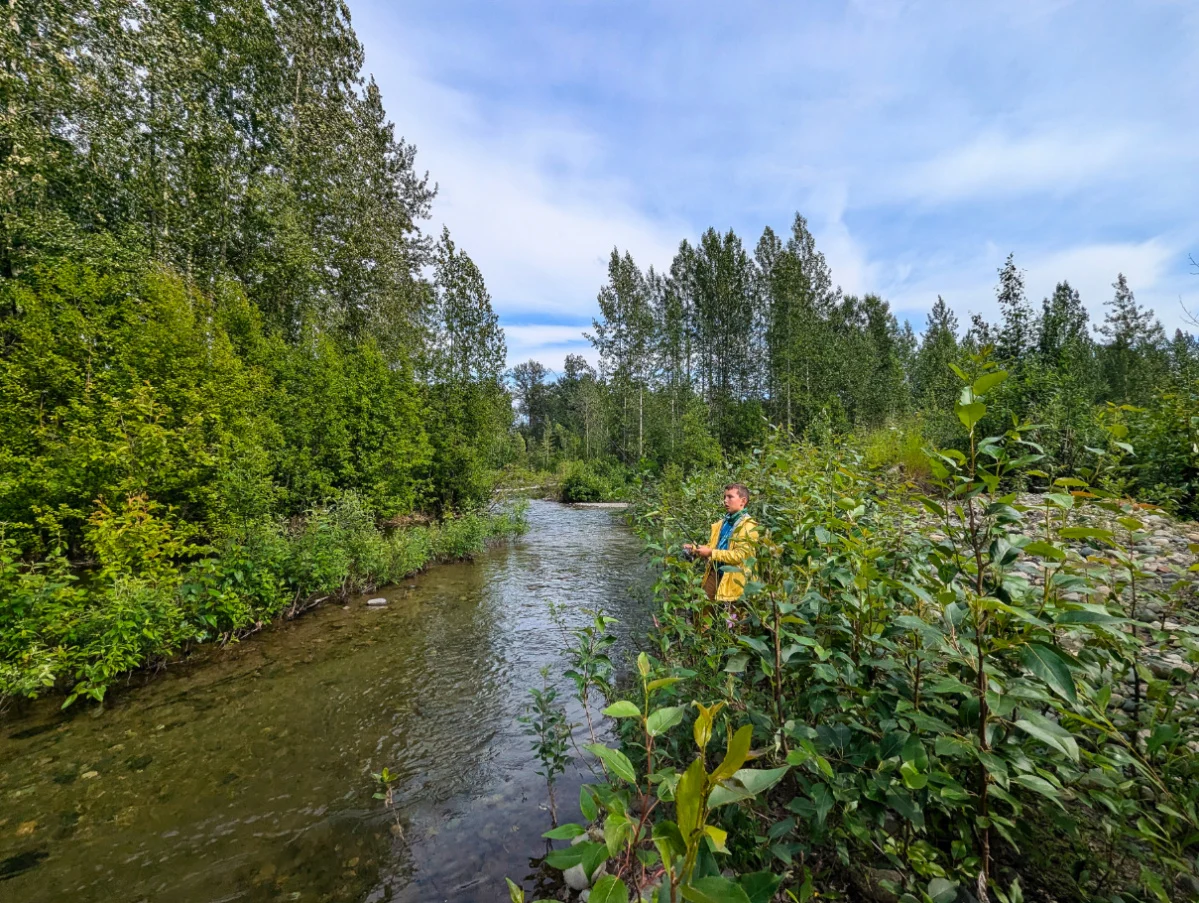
[366,598,387,607]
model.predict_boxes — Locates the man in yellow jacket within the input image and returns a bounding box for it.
[684,483,758,610]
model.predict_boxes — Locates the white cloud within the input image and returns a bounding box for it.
[1023,240,1176,315]
[504,325,596,373]
[350,0,1199,366]
[359,53,683,320]
[894,130,1136,205]
[887,238,1195,335]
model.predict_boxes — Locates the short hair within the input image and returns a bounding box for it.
[724,483,749,501]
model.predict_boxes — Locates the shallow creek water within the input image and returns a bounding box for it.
[0,501,654,903]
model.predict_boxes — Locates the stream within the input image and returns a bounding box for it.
[0,500,654,903]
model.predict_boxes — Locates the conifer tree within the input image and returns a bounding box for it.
[1038,281,1090,362]
[913,296,961,411]
[996,254,1036,363]
[1100,273,1167,402]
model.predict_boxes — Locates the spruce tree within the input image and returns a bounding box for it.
[1100,273,1166,402]
[914,296,961,411]
[996,254,1035,363]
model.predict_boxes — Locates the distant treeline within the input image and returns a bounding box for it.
[510,217,1198,512]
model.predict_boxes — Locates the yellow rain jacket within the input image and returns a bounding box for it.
[702,513,759,603]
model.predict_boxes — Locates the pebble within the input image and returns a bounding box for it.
[366,598,387,607]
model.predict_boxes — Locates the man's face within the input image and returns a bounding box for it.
[723,489,746,513]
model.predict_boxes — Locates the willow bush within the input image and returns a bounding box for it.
[529,352,1198,903]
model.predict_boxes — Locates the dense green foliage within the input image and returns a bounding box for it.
[0,0,517,707]
[518,358,1199,902]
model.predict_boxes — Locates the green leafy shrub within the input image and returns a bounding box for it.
[560,461,613,503]
[626,353,1199,902]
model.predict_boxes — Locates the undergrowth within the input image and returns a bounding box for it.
[0,496,527,711]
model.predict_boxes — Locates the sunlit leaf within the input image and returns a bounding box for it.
[542,823,585,840]
[711,724,754,782]
[589,876,629,903]
[956,401,986,430]
[973,370,1009,396]
[584,743,638,783]
[602,700,641,719]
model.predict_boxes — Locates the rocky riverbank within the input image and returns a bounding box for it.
[913,492,1199,712]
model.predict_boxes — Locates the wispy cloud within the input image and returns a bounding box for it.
[893,130,1137,205]
[352,0,1199,362]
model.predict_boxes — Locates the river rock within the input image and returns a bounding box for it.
[563,864,591,891]
[366,598,387,607]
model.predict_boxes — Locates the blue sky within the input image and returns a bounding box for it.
[351,0,1199,372]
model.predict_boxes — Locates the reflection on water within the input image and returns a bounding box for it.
[0,501,653,903]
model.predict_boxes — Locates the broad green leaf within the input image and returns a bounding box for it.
[927,877,958,903]
[582,841,611,880]
[731,766,790,796]
[545,841,596,870]
[879,731,910,760]
[506,877,525,903]
[676,756,706,837]
[692,701,725,750]
[585,743,638,783]
[900,761,928,790]
[724,652,750,673]
[711,724,754,782]
[703,824,728,853]
[604,813,632,856]
[1022,540,1065,562]
[1055,610,1119,625]
[637,652,650,677]
[739,871,783,903]
[647,706,686,737]
[973,370,1009,396]
[1014,714,1080,762]
[1012,773,1063,805]
[1058,526,1114,543]
[579,785,598,821]
[542,823,585,840]
[1019,642,1077,703]
[956,401,986,430]
[1140,867,1171,903]
[681,876,753,903]
[589,876,629,903]
[652,820,686,858]
[919,497,947,517]
[648,677,682,692]
[886,790,924,828]
[603,700,641,719]
[708,781,754,808]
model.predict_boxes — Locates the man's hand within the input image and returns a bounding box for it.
[695,545,713,559]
